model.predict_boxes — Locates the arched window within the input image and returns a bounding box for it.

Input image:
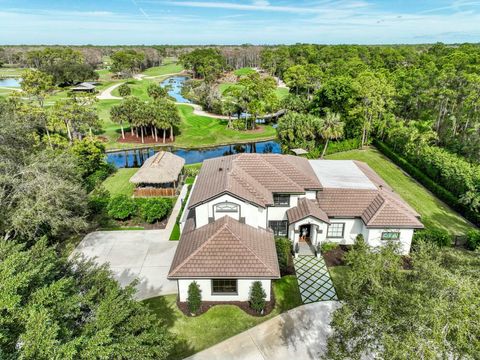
[215,202,239,213]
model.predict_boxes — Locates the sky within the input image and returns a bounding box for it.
[0,0,479,45]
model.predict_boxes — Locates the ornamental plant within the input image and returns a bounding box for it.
[249,281,267,314]
[187,281,202,315]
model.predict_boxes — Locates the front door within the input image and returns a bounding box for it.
[299,224,311,243]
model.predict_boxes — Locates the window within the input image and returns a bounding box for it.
[327,223,345,238]
[215,202,239,213]
[381,231,401,240]
[269,220,288,237]
[212,279,237,294]
[273,194,290,207]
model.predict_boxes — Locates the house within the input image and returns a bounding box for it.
[130,151,185,197]
[168,154,423,303]
[71,82,97,92]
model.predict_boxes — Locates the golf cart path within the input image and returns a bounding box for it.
[187,301,340,360]
[97,82,123,100]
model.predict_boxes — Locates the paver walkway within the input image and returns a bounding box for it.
[294,256,337,303]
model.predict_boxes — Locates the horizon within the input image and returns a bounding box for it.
[1,0,480,45]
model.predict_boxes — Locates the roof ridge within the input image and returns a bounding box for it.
[364,194,387,225]
[229,166,270,204]
[169,219,229,277]
[224,220,277,277]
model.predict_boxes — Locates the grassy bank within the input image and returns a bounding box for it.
[325,147,473,235]
[102,168,138,196]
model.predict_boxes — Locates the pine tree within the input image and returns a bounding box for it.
[249,281,267,314]
[187,281,202,315]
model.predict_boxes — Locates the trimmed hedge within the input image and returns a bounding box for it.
[325,138,361,155]
[374,140,480,227]
[136,198,173,224]
[413,228,452,247]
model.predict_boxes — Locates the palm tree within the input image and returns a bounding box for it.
[320,111,344,158]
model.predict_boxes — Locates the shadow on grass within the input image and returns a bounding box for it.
[144,296,195,360]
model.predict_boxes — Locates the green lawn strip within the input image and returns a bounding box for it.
[325,147,473,235]
[0,88,14,96]
[144,275,301,359]
[142,62,184,77]
[0,67,24,77]
[102,168,138,197]
[234,67,256,76]
[328,265,350,301]
[175,104,276,148]
[169,180,194,241]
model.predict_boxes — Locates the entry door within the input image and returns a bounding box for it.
[299,225,311,242]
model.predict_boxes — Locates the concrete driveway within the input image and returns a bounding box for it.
[72,229,178,300]
[187,301,340,360]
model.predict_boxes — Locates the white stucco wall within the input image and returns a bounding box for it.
[177,279,272,302]
[194,194,267,229]
[365,228,414,255]
[322,218,365,245]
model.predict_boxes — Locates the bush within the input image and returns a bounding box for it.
[88,186,111,216]
[275,237,292,273]
[374,140,480,227]
[136,198,173,223]
[231,119,247,131]
[118,83,131,97]
[249,281,267,314]
[85,163,116,192]
[466,230,480,250]
[325,138,361,155]
[321,242,339,253]
[413,228,452,247]
[187,281,202,315]
[107,195,137,220]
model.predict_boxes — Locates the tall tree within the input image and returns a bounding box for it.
[320,111,344,158]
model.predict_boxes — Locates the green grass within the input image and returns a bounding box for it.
[234,67,256,76]
[102,168,138,196]
[0,67,24,77]
[329,265,350,300]
[169,223,181,241]
[325,147,474,235]
[142,62,184,77]
[174,104,276,148]
[0,88,14,96]
[144,275,301,359]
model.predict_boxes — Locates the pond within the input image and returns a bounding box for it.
[106,140,282,168]
[0,78,21,88]
[160,76,191,103]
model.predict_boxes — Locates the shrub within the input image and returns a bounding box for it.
[249,281,267,314]
[136,198,173,224]
[88,186,111,216]
[187,281,202,315]
[321,241,339,253]
[466,230,480,250]
[107,194,137,220]
[118,83,131,97]
[413,228,452,247]
[231,119,246,130]
[275,237,291,273]
[326,138,361,155]
[375,140,480,227]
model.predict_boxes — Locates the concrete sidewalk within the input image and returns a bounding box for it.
[187,301,340,360]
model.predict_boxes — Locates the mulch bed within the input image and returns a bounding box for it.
[323,245,350,267]
[115,217,168,230]
[177,290,276,317]
[117,132,174,145]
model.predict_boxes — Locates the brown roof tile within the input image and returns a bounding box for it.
[287,198,330,224]
[188,154,322,208]
[168,216,280,279]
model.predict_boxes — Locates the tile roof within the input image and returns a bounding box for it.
[286,198,330,224]
[316,161,423,229]
[188,154,322,208]
[168,216,280,279]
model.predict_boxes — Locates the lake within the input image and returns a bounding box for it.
[106,140,282,168]
[160,76,191,103]
[0,78,21,88]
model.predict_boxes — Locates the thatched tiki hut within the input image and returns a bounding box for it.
[130,151,185,197]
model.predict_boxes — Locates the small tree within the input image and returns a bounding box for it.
[118,83,131,97]
[466,229,480,250]
[249,281,267,314]
[275,237,291,274]
[187,281,202,315]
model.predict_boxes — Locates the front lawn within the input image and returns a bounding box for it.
[174,104,277,148]
[144,275,302,359]
[102,168,138,196]
[325,147,473,235]
[234,67,256,76]
[142,62,184,77]
[328,265,350,300]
